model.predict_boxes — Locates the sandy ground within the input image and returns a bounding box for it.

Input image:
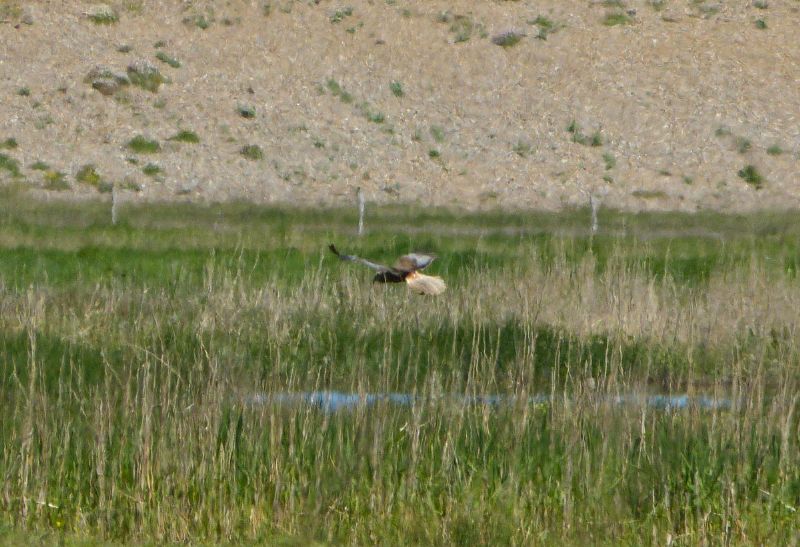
[0,0,798,212]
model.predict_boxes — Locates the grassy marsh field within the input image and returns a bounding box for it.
[1,193,800,544]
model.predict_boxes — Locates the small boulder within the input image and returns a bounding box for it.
[85,66,129,96]
[21,5,36,25]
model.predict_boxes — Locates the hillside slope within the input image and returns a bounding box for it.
[1,0,799,211]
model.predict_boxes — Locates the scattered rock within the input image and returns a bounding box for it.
[660,10,682,22]
[91,80,119,96]
[85,66,129,96]
[21,5,36,25]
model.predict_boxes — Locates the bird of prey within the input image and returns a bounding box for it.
[328,244,446,295]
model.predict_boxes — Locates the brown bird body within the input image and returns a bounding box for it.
[328,244,447,295]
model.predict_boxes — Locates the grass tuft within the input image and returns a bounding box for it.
[330,7,353,23]
[389,81,404,97]
[492,30,525,47]
[126,135,161,153]
[43,170,69,190]
[155,51,181,68]
[766,144,783,156]
[0,138,18,150]
[737,164,764,189]
[87,7,118,24]
[142,163,162,177]
[75,164,102,187]
[168,130,200,143]
[0,153,22,177]
[240,144,263,160]
[326,79,353,104]
[603,11,631,26]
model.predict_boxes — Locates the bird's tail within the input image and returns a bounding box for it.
[405,272,447,295]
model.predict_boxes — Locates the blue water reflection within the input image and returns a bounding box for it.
[248,391,734,413]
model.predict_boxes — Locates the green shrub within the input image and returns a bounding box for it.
[142,163,162,177]
[240,145,263,160]
[767,145,783,156]
[155,51,181,68]
[737,165,764,189]
[43,171,70,190]
[389,81,404,97]
[603,12,631,26]
[0,153,21,177]
[126,136,161,154]
[168,130,200,143]
[237,105,256,118]
[76,164,102,187]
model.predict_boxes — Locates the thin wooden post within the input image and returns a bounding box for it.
[357,187,365,236]
[111,182,118,226]
[589,194,599,236]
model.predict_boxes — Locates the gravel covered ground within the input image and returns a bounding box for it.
[1,0,798,211]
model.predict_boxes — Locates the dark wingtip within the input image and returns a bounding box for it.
[328,243,339,256]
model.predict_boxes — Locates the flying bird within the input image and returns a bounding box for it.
[328,244,447,295]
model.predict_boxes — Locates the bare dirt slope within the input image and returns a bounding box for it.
[1,0,798,211]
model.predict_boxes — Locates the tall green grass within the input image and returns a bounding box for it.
[1,193,799,543]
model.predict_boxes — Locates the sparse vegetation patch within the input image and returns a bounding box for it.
[330,7,353,23]
[86,4,118,24]
[389,81,404,97]
[43,170,70,190]
[127,61,165,92]
[168,130,200,143]
[603,11,631,26]
[240,144,264,160]
[513,140,532,157]
[430,125,445,143]
[155,51,181,68]
[326,79,353,104]
[492,30,525,47]
[439,12,484,43]
[0,153,21,177]
[0,138,18,150]
[738,164,764,189]
[142,163,162,177]
[767,144,783,156]
[736,137,752,154]
[237,105,256,118]
[126,135,161,154]
[530,15,560,39]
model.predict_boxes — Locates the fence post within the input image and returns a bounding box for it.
[111,182,118,226]
[357,186,365,236]
[589,194,599,236]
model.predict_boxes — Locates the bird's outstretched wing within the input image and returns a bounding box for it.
[329,244,393,273]
[393,253,437,272]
